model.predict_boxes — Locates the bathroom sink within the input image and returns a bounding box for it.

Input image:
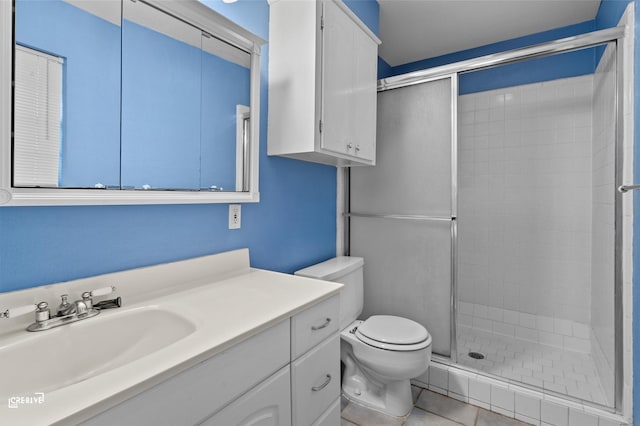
[0,307,196,398]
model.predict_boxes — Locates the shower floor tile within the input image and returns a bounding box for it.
[457,327,607,405]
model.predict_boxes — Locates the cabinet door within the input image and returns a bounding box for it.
[311,398,340,426]
[351,24,377,163]
[320,0,354,157]
[200,366,291,426]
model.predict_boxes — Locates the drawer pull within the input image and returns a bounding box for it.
[311,374,332,392]
[311,318,331,331]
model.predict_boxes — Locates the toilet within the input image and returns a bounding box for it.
[295,256,432,417]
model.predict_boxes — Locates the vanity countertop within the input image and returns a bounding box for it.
[0,249,342,426]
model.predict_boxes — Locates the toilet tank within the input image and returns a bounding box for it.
[295,256,364,330]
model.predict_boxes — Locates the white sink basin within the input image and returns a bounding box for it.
[0,307,196,398]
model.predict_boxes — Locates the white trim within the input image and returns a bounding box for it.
[2,188,260,206]
[618,3,634,422]
[379,26,625,92]
[145,0,266,53]
[63,0,122,27]
[124,0,202,50]
[0,0,12,199]
[235,105,250,192]
[336,167,345,256]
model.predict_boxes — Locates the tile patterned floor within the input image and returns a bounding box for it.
[341,386,533,426]
[456,326,607,405]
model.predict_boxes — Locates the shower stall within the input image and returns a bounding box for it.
[346,23,632,418]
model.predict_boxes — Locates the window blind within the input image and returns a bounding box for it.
[14,45,63,187]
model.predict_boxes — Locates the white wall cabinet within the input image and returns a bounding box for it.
[82,295,341,426]
[268,0,381,167]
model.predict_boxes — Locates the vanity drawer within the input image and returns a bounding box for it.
[291,294,340,359]
[292,334,340,426]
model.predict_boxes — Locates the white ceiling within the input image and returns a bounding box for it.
[378,0,601,67]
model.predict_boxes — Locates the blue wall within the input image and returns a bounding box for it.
[200,53,250,191]
[16,0,121,188]
[121,19,202,190]
[386,20,599,95]
[343,0,379,36]
[0,0,355,292]
[120,18,250,190]
[458,48,596,95]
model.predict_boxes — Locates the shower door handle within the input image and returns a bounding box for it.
[618,184,640,193]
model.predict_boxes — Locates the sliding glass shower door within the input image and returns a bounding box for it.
[349,76,456,357]
[456,44,618,407]
[348,27,627,412]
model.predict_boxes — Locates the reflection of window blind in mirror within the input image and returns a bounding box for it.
[13,45,63,187]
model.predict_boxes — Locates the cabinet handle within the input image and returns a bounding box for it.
[346,142,353,150]
[355,145,360,152]
[311,318,331,331]
[311,374,332,392]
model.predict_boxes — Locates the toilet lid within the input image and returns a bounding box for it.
[356,315,429,345]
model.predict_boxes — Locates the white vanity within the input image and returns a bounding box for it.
[0,249,342,425]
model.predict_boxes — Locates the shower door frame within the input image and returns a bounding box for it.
[345,73,458,358]
[344,25,628,412]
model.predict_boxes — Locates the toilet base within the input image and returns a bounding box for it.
[341,354,413,417]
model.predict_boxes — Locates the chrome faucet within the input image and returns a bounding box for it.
[1,286,119,332]
[57,294,90,317]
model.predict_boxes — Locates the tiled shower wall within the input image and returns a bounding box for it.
[458,74,594,325]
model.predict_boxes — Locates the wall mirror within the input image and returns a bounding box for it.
[0,0,264,205]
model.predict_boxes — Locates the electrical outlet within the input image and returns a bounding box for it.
[229,204,241,229]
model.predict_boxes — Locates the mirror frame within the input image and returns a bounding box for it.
[0,0,265,206]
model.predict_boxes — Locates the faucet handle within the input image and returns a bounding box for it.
[35,302,50,322]
[81,292,93,309]
[81,286,115,310]
[90,286,116,297]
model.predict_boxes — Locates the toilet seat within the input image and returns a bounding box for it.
[355,315,431,351]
